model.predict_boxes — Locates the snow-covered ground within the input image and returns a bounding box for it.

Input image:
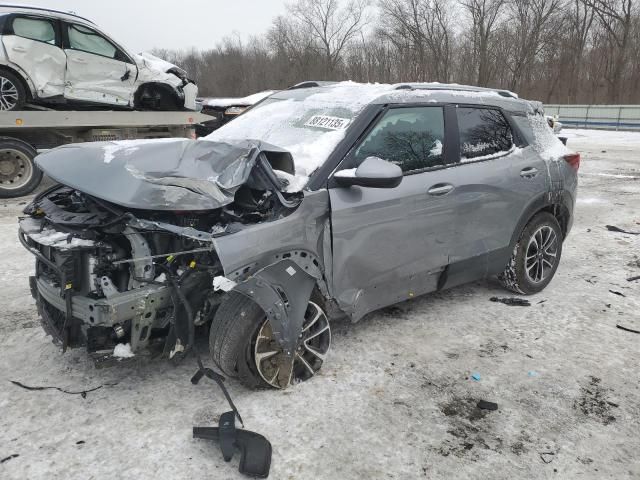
[1,129,639,479]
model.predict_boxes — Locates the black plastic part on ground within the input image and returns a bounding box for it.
[193,423,272,478]
[489,296,531,307]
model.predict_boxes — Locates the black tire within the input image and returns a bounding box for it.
[209,291,331,389]
[0,70,26,111]
[499,212,563,295]
[136,84,181,111]
[0,138,42,198]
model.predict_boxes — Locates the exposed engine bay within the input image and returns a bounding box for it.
[18,140,306,361]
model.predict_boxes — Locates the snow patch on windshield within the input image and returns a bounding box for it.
[206,82,398,190]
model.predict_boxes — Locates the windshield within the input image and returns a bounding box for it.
[205,83,392,190]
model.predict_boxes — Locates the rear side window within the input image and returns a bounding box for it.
[12,17,56,44]
[353,106,446,173]
[457,107,513,161]
[67,23,117,58]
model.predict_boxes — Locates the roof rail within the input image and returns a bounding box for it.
[393,83,518,98]
[0,4,95,24]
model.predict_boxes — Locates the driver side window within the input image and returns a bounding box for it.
[353,106,446,173]
[66,23,118,59]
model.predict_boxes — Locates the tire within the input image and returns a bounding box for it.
[0,70,26,110]
[137,84,181,111]
[498,212,563,295]
[209,291,331,389]
[0,138,42,198]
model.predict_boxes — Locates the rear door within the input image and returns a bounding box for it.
[449,106,548,276]
[62,22,136,106]
[329,105,458,319]
[1,14,66,98]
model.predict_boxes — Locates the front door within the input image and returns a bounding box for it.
[329,105,459,319]
[63,22,136,107]
[1,15,66,99]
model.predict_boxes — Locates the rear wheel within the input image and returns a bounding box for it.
[499,212,563,294]
[0,70,26,111]
[209,292,331,389]
[0,138,42,198]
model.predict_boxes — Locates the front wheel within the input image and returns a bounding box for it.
[209,292,331,389]
[499,212,563,294]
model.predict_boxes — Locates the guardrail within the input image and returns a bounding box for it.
[544,105,640,131]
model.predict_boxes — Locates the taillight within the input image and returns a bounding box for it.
[564,153,580,171]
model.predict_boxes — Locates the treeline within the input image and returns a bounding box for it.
[154,0,640,104]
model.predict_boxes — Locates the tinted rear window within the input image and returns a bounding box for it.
[457,107,513,161]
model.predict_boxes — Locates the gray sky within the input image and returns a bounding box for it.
[17,0,289,52]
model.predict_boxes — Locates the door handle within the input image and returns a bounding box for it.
[71,57,87,64]
[12,46,26,52]
[427,183,454,196]
[520,167,538,178]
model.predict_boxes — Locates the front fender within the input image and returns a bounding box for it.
[232,258,316,354]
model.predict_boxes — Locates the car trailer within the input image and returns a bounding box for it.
[0,110,214,198]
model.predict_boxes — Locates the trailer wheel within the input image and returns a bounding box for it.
[0,138,42,198]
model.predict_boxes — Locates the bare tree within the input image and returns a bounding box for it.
[460,0,505,86]
[287,0,370,77]
[379,0,454,81]
[580,0,636,102]
[154,0,640,104]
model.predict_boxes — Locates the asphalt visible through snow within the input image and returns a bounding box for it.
[1,129,639,479]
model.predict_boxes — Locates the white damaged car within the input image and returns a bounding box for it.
[0,5,197,110]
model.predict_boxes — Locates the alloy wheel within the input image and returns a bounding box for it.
[0,76,19,110]
[525,225,558,284]
[254,301,331,389]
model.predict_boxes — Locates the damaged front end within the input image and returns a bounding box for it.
[18,139,314,364]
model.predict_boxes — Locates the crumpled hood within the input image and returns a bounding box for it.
[135,52,186,76]
[35,138,294,211]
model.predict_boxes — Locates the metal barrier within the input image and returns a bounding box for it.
[544,105,640,131]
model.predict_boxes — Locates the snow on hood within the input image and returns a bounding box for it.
[201,91,276,108]
[35,138,292,211]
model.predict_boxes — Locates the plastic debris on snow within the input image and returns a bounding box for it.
[490,296,531,307]
[606,225,640,235]
[477,400,498,411]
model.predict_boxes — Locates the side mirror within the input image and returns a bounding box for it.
[334,156,402,188]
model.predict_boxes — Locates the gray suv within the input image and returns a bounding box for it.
[19,82,578,389]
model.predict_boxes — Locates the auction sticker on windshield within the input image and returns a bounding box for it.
[304,115,351,130]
